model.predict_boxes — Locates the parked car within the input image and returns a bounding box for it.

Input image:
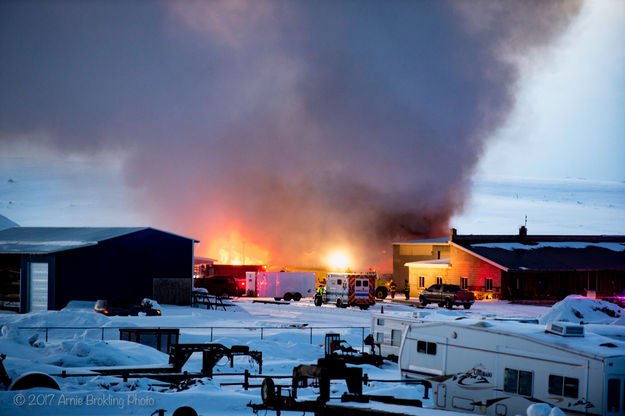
[194,275,245,298]
[418,284,475,309]
[93,299,161,316]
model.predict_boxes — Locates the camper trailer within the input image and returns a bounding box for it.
[245,272,316,300]
[398,319,625,416]
[370,313,423,361]
[319,272,376,309]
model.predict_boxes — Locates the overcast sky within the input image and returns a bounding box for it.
[0,0,623,268]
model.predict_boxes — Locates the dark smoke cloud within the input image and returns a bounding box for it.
[0,0,582,269]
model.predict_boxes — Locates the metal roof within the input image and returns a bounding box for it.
[462,241,625,271]
[0,227,147,254]
[394,237,449,245]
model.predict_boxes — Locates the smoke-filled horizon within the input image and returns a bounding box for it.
[0,1,582,270]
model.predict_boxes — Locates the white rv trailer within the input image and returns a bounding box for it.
[371,311,539,361]
[399,319,625,416]
[370,313,424,360]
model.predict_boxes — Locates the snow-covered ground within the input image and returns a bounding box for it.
[0,297,623,416]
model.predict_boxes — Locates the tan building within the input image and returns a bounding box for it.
[392,238,449,291]
[395,228,625,300]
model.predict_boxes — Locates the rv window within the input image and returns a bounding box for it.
[376,332,384,343]
[503,369,518,394]
[391,329,401,347]
[362,280,368,287]
[518,370,532,396]
[504,368,533,396]
[416,340,436,355]
[549,375,579,398]
[563,377,579,398]
[377,318,385,326]
[548,375,563,396]
[607,378,620,412]
[356,280,361,287]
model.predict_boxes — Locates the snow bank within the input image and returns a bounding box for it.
[526,403,565,416]
[538,295,623,325]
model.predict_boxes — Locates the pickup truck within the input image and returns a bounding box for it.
[418,284,475,309]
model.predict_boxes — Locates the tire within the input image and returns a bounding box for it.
[463,304,471,310]
[419,296,428,306]
[293,293,302,301]
[261,377,276,405]
[359,305,369,310]
[220,291,230,298]
[283,293,292,301]
[446,299,454,309]
[336,298,343,308]
[314,295,323,307]
[375,287,388,299]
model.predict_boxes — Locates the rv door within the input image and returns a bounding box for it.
[436,383,447,407]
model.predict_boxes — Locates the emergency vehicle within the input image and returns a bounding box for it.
[316,272,376,309]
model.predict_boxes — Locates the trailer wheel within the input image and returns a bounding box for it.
[261,377,276,405]
[293,293,302,301]
[173,406,198,416]
[359,305,369,310]
[283,293,292,301]
[336,298,343,308]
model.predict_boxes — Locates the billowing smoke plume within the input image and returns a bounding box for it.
[0,0,581,270]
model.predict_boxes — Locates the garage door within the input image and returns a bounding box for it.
[28,262,49,312]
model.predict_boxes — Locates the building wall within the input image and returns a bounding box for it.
[407,266,450,297]
[393,243,450,289]
[448,245,503,299]
[52,229,194,310]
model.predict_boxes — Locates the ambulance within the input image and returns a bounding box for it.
[317,272,376,309]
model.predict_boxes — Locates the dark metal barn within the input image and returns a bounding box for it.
[0,227,198,313]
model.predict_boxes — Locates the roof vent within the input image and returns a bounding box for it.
[545,322,584,337]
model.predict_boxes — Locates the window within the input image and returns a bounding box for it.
[460,277,468,290]
[607,378,620,412]
[504,368,533,396]
[362,280,368,287]
[337,279,342,285]
[485,278,493,291]
[549,375,579,398]
[436,276,443,285]
[356,280,361,287]
[391,329,402,346]
[418,276,425,288]
[376,318,385,326]
[376,332,384,343]
[416,340,437,355]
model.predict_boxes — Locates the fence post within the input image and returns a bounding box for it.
[45,327,48,342]
[310,327,313,344]
[210,327,213,342]
[361,327,364,352]
[260,327,264,340]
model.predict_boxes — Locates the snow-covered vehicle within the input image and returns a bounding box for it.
[317,272,376,309]
[245,272,316,301]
